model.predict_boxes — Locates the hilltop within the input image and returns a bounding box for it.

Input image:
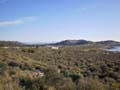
[53,40,92,46]
[0,41,24,47]
[51,40,120,47]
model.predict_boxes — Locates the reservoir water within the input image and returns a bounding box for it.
[105,47,120,52]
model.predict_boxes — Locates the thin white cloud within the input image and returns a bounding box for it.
[0,20,23,26]
[22,16,36,20]
[0,16,36,26]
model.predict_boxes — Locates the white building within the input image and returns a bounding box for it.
[51,46,59,50]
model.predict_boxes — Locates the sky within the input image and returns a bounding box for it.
[0,0,120,42]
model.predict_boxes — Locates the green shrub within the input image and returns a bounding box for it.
[77,78,107,90]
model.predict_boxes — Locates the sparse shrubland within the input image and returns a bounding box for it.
[0,46,120,90]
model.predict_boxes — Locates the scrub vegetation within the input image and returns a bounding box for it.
[0,45,120,90]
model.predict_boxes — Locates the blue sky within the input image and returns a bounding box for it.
[0,0,120,42]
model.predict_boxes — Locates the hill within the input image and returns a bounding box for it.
[96,40,120,46]
[53,40,92,46]
[0,41,24,47]
[50,40,120,46]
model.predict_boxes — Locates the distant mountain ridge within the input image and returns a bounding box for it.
[52,40,120,46]
[0,40,120,47]
[54,40,92,46]
[0,41,24,47]
[96,40,120,46]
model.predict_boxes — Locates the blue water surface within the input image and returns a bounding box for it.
[105,47,120,52]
